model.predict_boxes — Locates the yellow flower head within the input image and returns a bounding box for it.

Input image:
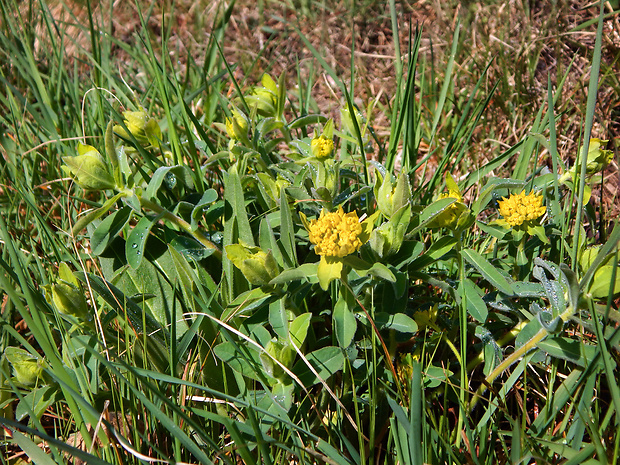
[311,135,334,159]
[498,191,546,227]
[308,207,363,257]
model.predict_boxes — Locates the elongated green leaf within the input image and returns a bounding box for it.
[410,197,456,235]
[91,206,132,255]
[213,342,265,382]
[537,338,603,368]
[333,296,356,348]
[461,278,488,322]
[462,248,513,295]
[293,346,344,386]
[269,299,289,340]
[279,188,297,266]
[74,272,167,346]
[374,313,418,333]
[269,263,318,284]
[409,236,457,270]
[289,313,312,347]
[288,114,327,129]
[105,120,122,187]
[144,165,195,200]
[126,215,156,269]
[71,191,125,234]
[191,189,219,230]
[11,430,66,465]
[15,385,58,421]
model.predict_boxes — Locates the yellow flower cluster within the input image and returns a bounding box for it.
[311,135,334,159]
[308,207,363,257]
[498,191,546,227]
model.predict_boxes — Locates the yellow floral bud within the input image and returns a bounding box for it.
[226,242,279,286]
[62,143,115,190]
[562,138,613,183]
[311,135,334,159]
[114,109,162,147]
[427,173,470,230]
[225,110,249,141]
[4,347,47,387]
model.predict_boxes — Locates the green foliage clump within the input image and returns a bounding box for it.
[1,1,619,464]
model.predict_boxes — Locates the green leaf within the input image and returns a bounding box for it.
[537,337,604,368]
[293,346,345,386]
[11,430,57,465]
[424,365,453,389]
[63,144,115,190]
[105,120,122,187]
[223,164,254,299]
[170,235,215,261]
[461,278,488,322]
[15,385,58,421]
[91,206,132,255]
[288,114,327,129]
[333,296,357,348]
[71,191,126,234]
[347,260,397,283]
[271,381,294,412]
[126,215,158,269]
[191,189,219,230]
[589,265,620,299]
[145,165,195,200]
[279,188,297,267]
[289,313,312,347]
[74,272,167,348]
[414,197,456,231]
[511,280,545,298]
[269,299,289,340]
[462,248,513,295]
[374,313,418,333]
[213,342,266,382]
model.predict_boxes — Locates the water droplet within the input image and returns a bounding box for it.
[164,172,177,189]
[131,243,138,249]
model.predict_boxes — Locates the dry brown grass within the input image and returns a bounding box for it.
[21,0,620,216]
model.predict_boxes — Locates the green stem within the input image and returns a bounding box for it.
[455,232,468,448]
[139,197,222,260]
[466,321,527,372]
[469,305,575,410]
